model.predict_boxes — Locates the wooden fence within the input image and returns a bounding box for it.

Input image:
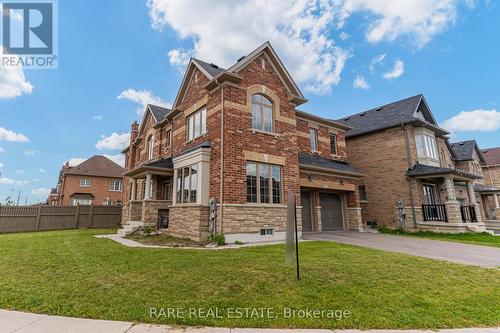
[0,205,122,233]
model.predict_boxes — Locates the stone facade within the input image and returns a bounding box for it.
[169,205,210,241]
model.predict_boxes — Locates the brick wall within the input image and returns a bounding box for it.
[296,118,347,161]
[60,174,123,206]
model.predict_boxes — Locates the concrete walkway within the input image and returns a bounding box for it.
[1,310,499,333]
[302,232,500,267]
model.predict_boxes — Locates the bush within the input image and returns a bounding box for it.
[234,240,244,245]
[142,226,154,237]
[210,233,225,246]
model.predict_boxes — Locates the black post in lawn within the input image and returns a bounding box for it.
[294,196,300,281]
[286,190,300,281]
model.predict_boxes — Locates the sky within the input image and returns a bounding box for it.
[1,0,499,204]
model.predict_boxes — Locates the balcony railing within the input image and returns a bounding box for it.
[460,205,477,223]
[422,204,448,222]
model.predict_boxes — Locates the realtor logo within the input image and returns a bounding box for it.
[1,0,58,69]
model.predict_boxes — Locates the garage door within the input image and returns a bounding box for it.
[320,193,343,231]
[301,191,312,232]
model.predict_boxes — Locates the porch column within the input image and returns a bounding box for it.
[466,181,476,205]
[494,193,500,209]
[444,177,457,201]
[131,179,137,201]
[145,173,152,200]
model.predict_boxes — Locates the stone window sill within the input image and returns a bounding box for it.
[250,129,279,138]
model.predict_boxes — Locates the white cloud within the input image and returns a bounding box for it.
[24,150,39,156]
[337,0,461,47]
[93,115,103,121]
[103,154,125,167]
[38,168,45,173]
[168,48,192,68]
[31,187,51,196]
[0,146,5,153]
[14,169,25,175]
[0,177,28,186]
[0,162,3,169]
[0,127,29,142]
[95,132,130,150]
[353,75,370,89]
[369,53,386,74]
[147,0,350,94]
[339,32,349,41]
[443,109,500,132]
[0,50,33,99]
[67,157,86,167]
[117,88,171,115]
[31,178,40,182]
[383,59,404,80]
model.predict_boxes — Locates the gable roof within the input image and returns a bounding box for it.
[63,155,124,178]
[192,58,226,78]
[450,140,486,163]
[299,154,362,176]
[482,147,500,165]
[337,94,448,138]
[148,104,171,122]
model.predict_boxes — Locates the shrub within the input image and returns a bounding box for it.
[142,226,154,237]
[210,233,225,246]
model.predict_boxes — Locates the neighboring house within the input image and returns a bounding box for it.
[46,188,59,206]
[55,155,124,206]
[120,42,363,242]
[339,95,487,233]
[480,147,500,220]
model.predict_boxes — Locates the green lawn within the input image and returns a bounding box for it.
[0,229,499,330]
[379,228,500,248]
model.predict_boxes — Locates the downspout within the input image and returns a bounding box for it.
[402,124,417,229]
[217,79,225,234]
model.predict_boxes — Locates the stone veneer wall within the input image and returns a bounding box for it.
[130,201,142,221]
[141,200,169,225]
[346,207,363,231]
[169,205,210,241]
[221,204,302,234]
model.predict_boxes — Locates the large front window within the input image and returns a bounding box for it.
[310,128,318,151]
[176,164,198,203]
[251,94,273,133]
[246,162,281,204]
[146,135,154,160]
[415,132,438,160]
[187,107,207,141]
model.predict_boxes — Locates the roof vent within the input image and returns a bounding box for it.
[237,56,246,62]
[359,112,366,116]
[344,117,350,121]
[459,142,464,146]
[375,107,382,111]
[209,63,219,69]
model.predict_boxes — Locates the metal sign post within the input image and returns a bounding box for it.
[286,191,300,280]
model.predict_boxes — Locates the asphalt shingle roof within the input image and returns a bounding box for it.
[336,94,441,138]
[64,155,124,178]
[474,183,500,193]
[298,154,362,175]
[482,147,500,165]
[148,104,171,122]
[450,140,483,162]
[145,157,173,169]
[406,163,482,179]
[193,58,226,78]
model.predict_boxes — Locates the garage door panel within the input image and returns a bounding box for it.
[320,193,343,231]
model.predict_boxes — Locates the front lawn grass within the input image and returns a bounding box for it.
[0,229,499,329]
[379,227,500,248]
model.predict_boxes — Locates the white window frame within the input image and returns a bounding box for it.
[330,133,337,155]
[187,107,207,141]
[415,129,438,161]
[71,198,92,206]
[80,178,91,187]
[109,180,123,192]
[251,94,273,133]
[175,164,198,204]
[146,134,154,160]
[246,162,282,205]
[310,128,318,151]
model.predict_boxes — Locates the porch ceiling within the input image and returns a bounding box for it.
[406,164,482,181]
[124,157,173,178]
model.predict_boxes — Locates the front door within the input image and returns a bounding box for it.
[320,193,343,231]
[301,191,313,232]
[423,184,438,204]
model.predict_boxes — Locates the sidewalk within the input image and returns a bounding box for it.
[1,310,499,333]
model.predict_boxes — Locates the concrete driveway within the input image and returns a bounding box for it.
[302,232,500,268]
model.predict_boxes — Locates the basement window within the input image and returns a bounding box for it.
[260,228,273,236]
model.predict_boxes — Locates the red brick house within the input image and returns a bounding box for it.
[120,42,363,242]
[480,146,500,222]
[56,155,124,206]
[339,95,488,233]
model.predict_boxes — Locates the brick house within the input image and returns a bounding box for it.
[339,95,488,233]
[480,146,500,220]
[120,42,363,242]
[56,155,124,206]
[46,188,59,206]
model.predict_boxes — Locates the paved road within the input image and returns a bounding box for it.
[1,310,499,333]
[302,232,500,267]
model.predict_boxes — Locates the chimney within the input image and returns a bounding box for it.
[130,121,139,142]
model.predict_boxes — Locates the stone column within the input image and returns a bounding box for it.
[131,179,137,201]
[145,173,152,200]
[443,177,461,223]
[466,180,482,223]
[494,193,499,209]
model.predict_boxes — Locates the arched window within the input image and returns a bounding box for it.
[146,134,154,160]
[252,94,273,133]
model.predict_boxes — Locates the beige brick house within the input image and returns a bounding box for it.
[120,42,363,242]
[339,95,488,233]
[480,146,500,222]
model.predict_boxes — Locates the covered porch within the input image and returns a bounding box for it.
[474,184,500,233]
[406,164,486,232]
[123,158,173,228]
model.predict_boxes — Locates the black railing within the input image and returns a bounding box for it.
[460,205,477,223]
[422,204,448,222]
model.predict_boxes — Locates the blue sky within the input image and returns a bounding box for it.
[1,0,499,204]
